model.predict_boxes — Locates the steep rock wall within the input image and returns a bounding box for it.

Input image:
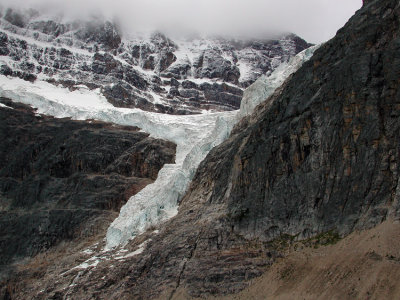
[100,0,400,297]
[0,98,176,279]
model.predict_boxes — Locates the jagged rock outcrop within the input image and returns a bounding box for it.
[0,98,176,280]
[11,0,398,298]
[0,8,311,114]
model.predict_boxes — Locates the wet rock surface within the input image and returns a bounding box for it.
[0,98,176,280]
[0,10,311,114]
[10,0,398,298]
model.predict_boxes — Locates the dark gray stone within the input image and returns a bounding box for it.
[0,98,176,278]
[28,20,68,37]
[170,78,180,87]
[0,65,12,76]
[74,21,121,50]
[4,9,26,28]
[0,32,9,56]
[182,80,198,89]
[179,89,200,100]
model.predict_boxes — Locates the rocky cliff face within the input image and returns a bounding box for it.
[8,0,397,298]
[164,0,400,294]
[0,98,176,280]
[0,7,311,114]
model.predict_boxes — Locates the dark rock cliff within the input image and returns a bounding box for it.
[0,98,176,280]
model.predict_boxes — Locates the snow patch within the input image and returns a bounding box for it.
[81,249,95,255]
[1,25,94,57]
[148,91,164,105]
[0,102,12,109]
[237,60,253,83]
[114,241,149,260]
[73,257,100,270]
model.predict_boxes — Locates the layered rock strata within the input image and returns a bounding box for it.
[3,0,399,299]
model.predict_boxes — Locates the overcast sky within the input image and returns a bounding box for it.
[1,0,362,43]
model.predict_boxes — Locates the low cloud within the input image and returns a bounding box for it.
[1,0,361,43]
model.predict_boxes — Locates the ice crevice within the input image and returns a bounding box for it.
[0,46,317,249]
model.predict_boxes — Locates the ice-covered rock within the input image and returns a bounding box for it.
[0,7,312,114]
[105,45,318,248]
[238,45,319,119]
[106,111,237,248]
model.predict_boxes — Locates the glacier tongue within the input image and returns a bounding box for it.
[0,76,237,249]
[106,112,237,249]
[106,46,319,248]
[0,45,316,249]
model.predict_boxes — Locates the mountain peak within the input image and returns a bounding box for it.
[0,7,312,115]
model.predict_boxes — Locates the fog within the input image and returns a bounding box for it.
[1,0,362,43]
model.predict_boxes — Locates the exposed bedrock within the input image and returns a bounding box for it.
[0,98,176,279]
[2,0,400,299]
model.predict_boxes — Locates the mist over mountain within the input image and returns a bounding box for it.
[0,0,361,43]
[0,7,313,114]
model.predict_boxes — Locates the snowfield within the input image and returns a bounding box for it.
[0,46,316,249]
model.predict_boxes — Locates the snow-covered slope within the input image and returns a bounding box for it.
[0,7,312,115]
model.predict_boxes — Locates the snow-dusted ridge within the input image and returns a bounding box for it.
[0,8,312,115]
[0,45,316,249]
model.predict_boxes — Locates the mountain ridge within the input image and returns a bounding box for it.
[0,7,311,114]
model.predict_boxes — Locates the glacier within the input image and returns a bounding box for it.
[0,45,317,249]
[0,76,237,248]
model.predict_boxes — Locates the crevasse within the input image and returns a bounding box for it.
[0,77,237,248]
[105,112,238,249]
